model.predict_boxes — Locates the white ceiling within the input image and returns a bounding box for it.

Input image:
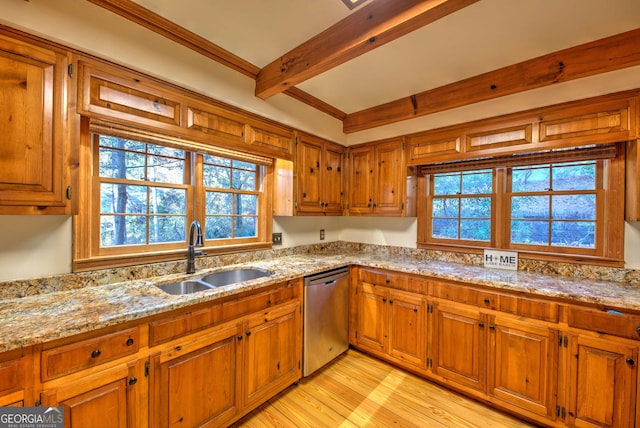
[130,0,640,115]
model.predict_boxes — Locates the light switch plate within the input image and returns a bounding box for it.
[320,229,325,240]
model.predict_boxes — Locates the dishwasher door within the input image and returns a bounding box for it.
[303,267,350,377]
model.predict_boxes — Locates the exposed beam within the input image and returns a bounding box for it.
[86,0,260,78]
[343,28,640,133]
[85,0,345,121]
[254,0,480,100]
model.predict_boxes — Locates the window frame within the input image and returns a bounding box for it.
[73,119,273,272]
[417,144,625,267]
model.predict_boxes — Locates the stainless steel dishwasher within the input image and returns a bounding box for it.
[303,267,350,377]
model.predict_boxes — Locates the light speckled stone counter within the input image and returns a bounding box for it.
[2,248,640,353]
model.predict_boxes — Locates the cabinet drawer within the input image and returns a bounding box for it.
[0,357,24,395]
[41,327,139,381]
[221,280,299,320]
[149,304,222,346]
[568,306,640,340]
[497,294,558,322]
[359,269,409,290]
[432,281,488,306]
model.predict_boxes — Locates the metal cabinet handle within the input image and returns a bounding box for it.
[478,323,484,328]
[636,327,640,336]
[627,358,636,367]
[246,331,251,337]
[237,335,243,341]
[126,338,134,346]
[128,377,137,386]
[389,300,394,304]
[91,349,101,358]
[483,298,490,305]
[382,298,387,302]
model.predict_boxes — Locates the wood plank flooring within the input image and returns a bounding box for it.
[232,350,535,428]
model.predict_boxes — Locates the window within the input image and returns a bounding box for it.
[418,145,624,265]
[74,122,272,271]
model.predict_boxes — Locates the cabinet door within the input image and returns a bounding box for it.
[354,283,387,354]
[566,334,637,428]
[433,303,486,392]
[296,138,323,213]
[150,323,240,428]
[488,316,557,419]
[323,143,344,214]
[374,140,404,214]
[348,147,374,214]
[0,35,70,211]
[41,360,145,428]
[243,302,301,410]
[388,289,426,368]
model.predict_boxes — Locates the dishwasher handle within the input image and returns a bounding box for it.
[305,267,349,287]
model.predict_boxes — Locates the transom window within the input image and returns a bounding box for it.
[418,145,624,265]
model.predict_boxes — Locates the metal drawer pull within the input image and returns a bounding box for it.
[627,358,635,367]
[128,377,137,386]
[126,338,134,346]
[91,349,101,358]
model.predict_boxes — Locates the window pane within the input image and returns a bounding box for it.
[235,194,257,215]
[149,216,186,243]
[552,162,596,191]
[100,184,146,214]
[551,221,595,248]
[461,197,491,218]
[232,169,256,191]
[206,216,232,239]
[99,136,145,152]
[511,196,549,219]
[235,217,257,238]
[552,195,596,220]
[512,165,550,193]
[232,160,257,170]
[206,192,232,215]
[147,144,184,158]
[460,219,490,241]
[147,155,184,184]
[511,220,549,245]
[203,155,232,167]
[99,148,145,180]
[149,187,186,214]
[432,198,459,218]
[100,215,146,246]
[432,219,458,239]
[433,173,460,196]
[203,165,231,188]
[461,170,492,194]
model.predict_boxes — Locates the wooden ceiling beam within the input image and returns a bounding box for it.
[254,0,480,100]
[343,27,640,133]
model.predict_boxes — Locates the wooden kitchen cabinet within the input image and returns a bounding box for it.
[0,349,31,407]
[149,322,241,428]
[40,358,147,428]
[242,301,301,411]
[0,33,74,214]
[352,273,427,370]
[296,133,344,215]
[347,138,408,216]
[564,333,637,428]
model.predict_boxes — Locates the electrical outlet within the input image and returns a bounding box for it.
[320,229,325,240]
[272,232,282,245]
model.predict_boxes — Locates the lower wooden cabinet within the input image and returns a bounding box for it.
[564,334,638,428]
[40,359,147,428]
[149,322,241,428]
[353,281,427,370]
[0,349,30,407]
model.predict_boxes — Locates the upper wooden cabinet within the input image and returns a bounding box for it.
[0,33,75,214]
[295,133,344,215]
[78,61,294,160]
[348,138,411,216]
[406,95,636,166]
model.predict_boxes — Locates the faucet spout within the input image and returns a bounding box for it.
[187,220,204,274]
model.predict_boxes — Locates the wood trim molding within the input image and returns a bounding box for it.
[255,0,479,99]
[344,28,640,133]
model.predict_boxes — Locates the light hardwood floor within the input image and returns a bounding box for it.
[232,350,535,428]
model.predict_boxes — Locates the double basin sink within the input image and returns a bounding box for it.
[156,268,271,295]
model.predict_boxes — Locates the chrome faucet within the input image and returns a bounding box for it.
[186,220,204,274]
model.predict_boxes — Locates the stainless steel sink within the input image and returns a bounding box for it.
[155,268,271,295]
[200,268,271,287]
[156,280,216,295]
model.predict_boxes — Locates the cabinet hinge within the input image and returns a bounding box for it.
[427,358,432,368]
[558,334,562,347]
[402,142,405,151]
[66,185,72,200]
[295,136,298,145]
[401,202,404,210]
[35,399,41,407]
[67,63,73,78]
[564,335,568,348]
[144,361,150,377]
[294,201,298,209]
[561,407,566,420]
[427,303,433,313]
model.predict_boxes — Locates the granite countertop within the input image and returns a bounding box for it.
[2,253,640,353]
